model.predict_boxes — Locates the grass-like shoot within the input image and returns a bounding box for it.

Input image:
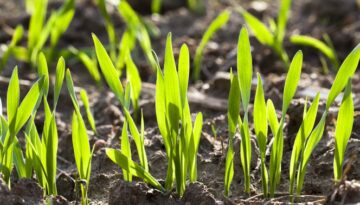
[155,33,203,196]
[292,43,360,197]
[0,67,45,187]
[66,70,94,205]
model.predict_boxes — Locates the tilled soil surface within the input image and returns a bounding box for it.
[0,0,360,204]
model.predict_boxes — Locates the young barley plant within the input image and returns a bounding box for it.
[293,43,360,196]
[224,70,240,196]
[333,81,354,181]
[66,70,94,205]
[253,73,269,196]
[237,27,253,194]
[0,67,45,187]
[155,33,203,196]
[23,54,65,196]
[268,50,303,197]
[288,94,320,197]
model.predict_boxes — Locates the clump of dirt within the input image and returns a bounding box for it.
[0,177,44,205]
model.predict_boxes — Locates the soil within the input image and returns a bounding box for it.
[0,0,360,204]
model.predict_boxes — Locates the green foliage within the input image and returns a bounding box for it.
[96,0,117,61]
[92,34,124,104]
[155,33,203,196]
[118,1,157,70]
[106,148,164,190]
[254,73,269,196]
[294,43,360,195]
[80,90,97,135]
[22,55,65,196]
[28,0,75,64]
[237,27,253,193]
[289,94,320,196]
[269,51,303,197]
[239,0,293,66]
[224,70,240,196]
[93,33,155,192]
[290,35,339,70]
[193,10,230,80]
[126,54,142,115]
[1,0,74,68]
[0,68,44,187]
[334,81,354,181]
[66,70,93,205]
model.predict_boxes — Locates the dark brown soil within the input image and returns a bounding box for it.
[0,0,360,204]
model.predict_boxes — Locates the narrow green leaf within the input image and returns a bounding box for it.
[326,43,360,109]
[126,53,141,112]
[123,108,148,171]
[189,112,203,182]
[289,93,320,195]
[266,99,279,135]
[65,69,80,113]
[282,50,303,115]
[106,148,164,191]
[228,72,241,137]
[120,120,132,181]
[14,77,44,134]
[92,33,124,104]
[237,27,253,113]
[54,57,65,110]
[334,81,353,181]
[240,9,274,46]
[178,44,190,108]
[254,73,267,153]
[80,89,97,134]
[7,67,20,123]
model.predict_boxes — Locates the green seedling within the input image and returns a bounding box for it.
[294,43,360,196]
[28,0,75,64]
[92,34,153,182]
[92,33,142,116]
[237,28,253,194]
[253,73,268,196]
[288,95,320,197]
[238,0,292,66]
[0,67,44,187]
[224,70,240,196]
[193,10,231,81]
[1,0,74,68]
[155,33,203,196]
[333,82,354,181]
[268,50,303,197]
[66,70,94,205]
[290,34,339,72]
